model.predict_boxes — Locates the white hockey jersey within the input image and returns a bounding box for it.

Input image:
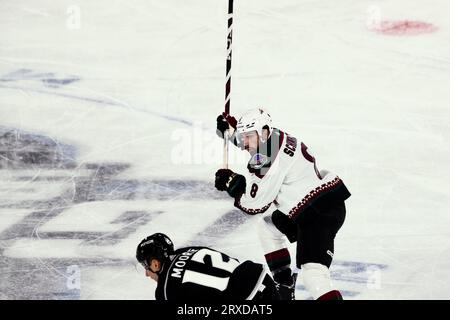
[234,128,350,221]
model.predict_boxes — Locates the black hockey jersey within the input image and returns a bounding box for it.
[154,246,267,301]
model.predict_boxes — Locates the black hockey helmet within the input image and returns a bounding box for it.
[136,233,174,271]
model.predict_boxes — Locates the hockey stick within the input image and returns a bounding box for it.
[223,0,234,169]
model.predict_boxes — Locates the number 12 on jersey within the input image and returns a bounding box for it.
[182,249,240,291]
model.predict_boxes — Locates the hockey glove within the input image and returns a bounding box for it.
[216,113,237,139]
[215,169,246,198]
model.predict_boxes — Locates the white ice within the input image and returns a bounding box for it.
[1,0,449,299]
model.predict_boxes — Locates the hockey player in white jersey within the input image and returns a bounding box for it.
[215,108,351,300]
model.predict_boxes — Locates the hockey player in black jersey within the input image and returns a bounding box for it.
[215,108,351,300]
[136,233,280,301]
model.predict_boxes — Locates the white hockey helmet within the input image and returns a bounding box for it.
[236,108,273,143]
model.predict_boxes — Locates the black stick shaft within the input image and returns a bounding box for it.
[225,0,233,115]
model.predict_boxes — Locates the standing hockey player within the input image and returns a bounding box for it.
[136,233,280,301]
[214,108,351,300]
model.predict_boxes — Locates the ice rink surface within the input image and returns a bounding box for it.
[1,0,449,299]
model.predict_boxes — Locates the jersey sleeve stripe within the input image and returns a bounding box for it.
[234,195,272,215]
[163,253,181,300]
